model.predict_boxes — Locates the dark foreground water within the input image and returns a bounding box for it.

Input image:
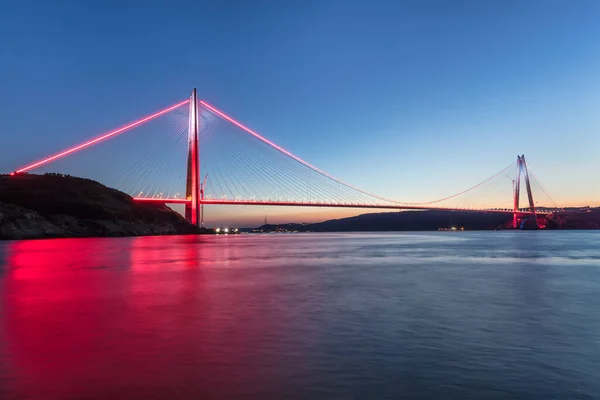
[0,232,599,399]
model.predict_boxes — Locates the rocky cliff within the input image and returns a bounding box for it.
[0,174,205,240]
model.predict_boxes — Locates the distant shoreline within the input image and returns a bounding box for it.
[241,208,599,233]
[1,174,597,241]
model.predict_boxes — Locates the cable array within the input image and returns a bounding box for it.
[527,169,563,211]
[21,102,190,200]
[200,103,528,211]
[12,98,562,213]
[199,105,393,206]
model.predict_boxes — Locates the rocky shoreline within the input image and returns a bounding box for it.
[0,174,208,240]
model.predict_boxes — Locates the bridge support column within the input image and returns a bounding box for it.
[185,88,200,226]
[512,154,538,229]
[520,154,538,229]
[512,156,522,229]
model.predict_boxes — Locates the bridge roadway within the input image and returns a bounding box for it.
[133,198,555,215]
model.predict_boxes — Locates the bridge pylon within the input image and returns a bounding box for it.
[512,154,538,229]
[185,88,200,226]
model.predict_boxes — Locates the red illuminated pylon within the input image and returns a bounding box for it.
[184,89,200,226]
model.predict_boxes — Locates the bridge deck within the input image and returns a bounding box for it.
[133,198,551,215]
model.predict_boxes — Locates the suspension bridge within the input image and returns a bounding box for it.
[10,89,563,229]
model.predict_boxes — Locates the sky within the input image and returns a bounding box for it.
[1,0,599,226]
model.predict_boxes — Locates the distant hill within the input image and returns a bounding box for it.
[248,211,512,232]
[546,209,600,229]
[247,209,600,233]
[308,211,511,231]
[0,173,208,240]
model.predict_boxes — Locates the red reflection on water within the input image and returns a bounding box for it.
[2,238,135,398]
[0,236,290,399]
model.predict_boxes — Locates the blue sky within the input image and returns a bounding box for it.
[1,1,599,225]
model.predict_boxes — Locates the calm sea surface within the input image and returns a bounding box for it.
[0,231,599,399]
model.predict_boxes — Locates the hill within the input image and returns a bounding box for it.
[0,174,206,240]
[250,209,600,232]
[250,211,513,232]
[308,210,511,231]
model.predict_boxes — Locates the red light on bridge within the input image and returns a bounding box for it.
[15,99,190,174]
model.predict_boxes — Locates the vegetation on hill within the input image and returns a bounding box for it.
[0,173,206,240]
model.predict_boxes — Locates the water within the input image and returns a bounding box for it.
[0,231,599,399]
